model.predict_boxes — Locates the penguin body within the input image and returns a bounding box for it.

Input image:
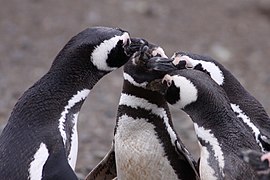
[0,27,139,180]
[171,52,270,151]
[87,44,199,180]
[159,69,261,179]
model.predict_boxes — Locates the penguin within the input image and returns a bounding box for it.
[169,52,270,152]
[148,69,262,179]
[240,149,270,180]
[0,27,143,180]
[86,43,200,180]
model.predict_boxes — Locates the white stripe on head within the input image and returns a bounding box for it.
[173,55,225,85]
[230,104,263,151]
[91,32,130,71]
[194,123,225,177]
[170,75,198,109]
[29,143,49,180]
[58,89,90,146]
[119,93,180,151]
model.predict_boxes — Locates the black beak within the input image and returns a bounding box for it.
[146,57,178,73]
[124,38,148,56]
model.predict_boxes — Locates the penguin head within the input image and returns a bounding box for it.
[171,52,225,86]
[159,69,229,111]
[123,42,173,88]
[51,27,142,74]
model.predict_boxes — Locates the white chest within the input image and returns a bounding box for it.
[67,113,79,169]
[194,123,225,180]
[28,143,49,180]
[114,114,179,180]
[199,143,218,180]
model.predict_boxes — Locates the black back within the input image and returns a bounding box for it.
[177,52,270,149]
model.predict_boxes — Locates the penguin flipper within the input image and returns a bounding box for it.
[85,143,116,180]
[42,150,78,180]
[175,140,200,179]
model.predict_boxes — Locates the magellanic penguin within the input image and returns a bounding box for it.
[86,43,200,180]
[170,52,270,152]
[148,68,262,179]
[240,149,270,180]
[0,27,142,180]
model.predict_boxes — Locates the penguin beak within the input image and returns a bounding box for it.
[146,57,178,73]
[124,38,149,56]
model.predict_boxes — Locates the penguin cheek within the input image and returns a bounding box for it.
[165,81,181,106]
[106,42,130,69]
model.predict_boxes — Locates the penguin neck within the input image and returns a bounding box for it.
[221,67,270,132]
[122,80,170,108]
[185,97,259,149]
[185,96,238,131]
[116,79,173,127]
[9,64,103,126]
[221,68,251,100]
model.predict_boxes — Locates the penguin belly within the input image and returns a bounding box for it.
[114,115,179,180]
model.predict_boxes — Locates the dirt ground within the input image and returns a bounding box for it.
[1,0,270,177]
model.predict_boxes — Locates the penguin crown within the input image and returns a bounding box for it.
[51,27,142,73]
[123,42,172,88]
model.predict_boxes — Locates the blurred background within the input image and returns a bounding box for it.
[0,0,270,177]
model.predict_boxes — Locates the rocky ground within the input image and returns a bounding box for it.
[0,0,270,177]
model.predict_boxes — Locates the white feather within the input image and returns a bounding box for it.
[119,93,179,149]
[175,55,225,85]
[91,32,130,71]
[171,75,198,109]
[28,143,49,180]
[58,89,90,169]
[194,123,225,178]
[68,112,79,170]
[197,141,217,180]
[115,114,179,180]
[123,73,148,88]
[231,103,263,151]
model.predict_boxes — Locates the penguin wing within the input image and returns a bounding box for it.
[175,139,200,179]
[85,143,117,180]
